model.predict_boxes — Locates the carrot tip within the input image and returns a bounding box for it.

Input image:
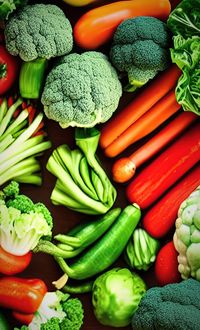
[112,157,136,183]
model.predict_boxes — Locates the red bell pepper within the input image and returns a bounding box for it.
[0,245,32,275]
[0,45,20,95]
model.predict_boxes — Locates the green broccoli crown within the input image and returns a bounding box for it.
[41,51,122,128]
[110,16,171,90]
[132,279,200,330]
[4,3,73,61]
[41,317,60,330]
[6,194,35,213]
[3,180,19,198]
[60,298,84,330]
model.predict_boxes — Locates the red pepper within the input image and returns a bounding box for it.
[0,45,20,95]
[0,245,32,275]
[12,311,34,325]
[0,277,47,314]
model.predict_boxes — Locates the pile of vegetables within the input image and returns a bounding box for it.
[0,0,200,329]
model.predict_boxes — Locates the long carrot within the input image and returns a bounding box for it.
[126,122,200,209]
[112,111,197,183]
[104,89,181,158]
[74,0,171,49]
[100,65,181,149]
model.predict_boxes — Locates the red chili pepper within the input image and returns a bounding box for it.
[0,45,20,95]
[0,277,47,314]
[0,245,32,275]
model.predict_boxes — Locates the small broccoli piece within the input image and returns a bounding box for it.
[34,202,53,230]
[110,16,171,91]
[4,4,73,62]
[41,51,122,128]
[3,181,19,198]
[132,279,200,330]
[6,194,35,213]
[28,291,84,330]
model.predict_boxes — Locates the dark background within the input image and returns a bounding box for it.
[2,0,181,329]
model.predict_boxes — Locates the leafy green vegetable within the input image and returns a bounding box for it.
[92,267,146,327]
[0,0,28,20]
[173,186,200,281]
[167,0,200,115]
[46,128,117,215]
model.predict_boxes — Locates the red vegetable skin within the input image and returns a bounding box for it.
[0,277,47,314]
[12,311,34,325]
[155,241,181,286]
[112,111,197,183]
[0,45,19,95]
[126,122,200,209]
[74,0,171,49]
[0,245,32,275]
[142,164,200,238]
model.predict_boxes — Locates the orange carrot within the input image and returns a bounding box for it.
[99,65,181,149]
[112,111,197,183]
[104,89,181,158]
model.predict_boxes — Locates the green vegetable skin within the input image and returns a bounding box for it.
[46,127,117,215]
[4,3,73,99]
[173,186,200,281]
[0,311,10,330]
[41,51,122,128]
[92,268,146,327]
[54,204,141,280]
[167,0,200,115]
[110,16,171,92]
[131,278,200,330]
[34,208,121,258]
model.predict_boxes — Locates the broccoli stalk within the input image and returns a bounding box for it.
[0,96,52,186]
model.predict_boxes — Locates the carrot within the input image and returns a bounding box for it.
[126,122,200,209]
[74,0,171,49]
[100,65,181,149]
[112,111,197,183]
[104,89,181,158]
[154,241,181,286]
[142,164,200,238]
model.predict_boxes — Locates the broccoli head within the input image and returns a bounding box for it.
[4,3,73,62]
[41,51,122,128]
[2,180,19,197]
[131,279,200,330]
[110,16,171,91]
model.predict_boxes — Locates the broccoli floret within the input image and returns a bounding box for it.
[110,16,171,92]
[41,51,122,128]
[28,291,84,330]
[132,279,200,330]
[4,4,73,62]
[34,202,53,230]
[6,194,34,213]
[3,181,19,198]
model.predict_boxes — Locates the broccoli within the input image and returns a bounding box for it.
[0,181,53,256]
[15,291,84,330]
[41,51,122,128]
[131,278,200,330]
[4,4,73,99]
[110,16,171,92]
[0,0,28,20]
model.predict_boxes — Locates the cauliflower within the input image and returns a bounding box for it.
[41,51,122,128]
[173,186,200,281]
[110,16,171,91]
